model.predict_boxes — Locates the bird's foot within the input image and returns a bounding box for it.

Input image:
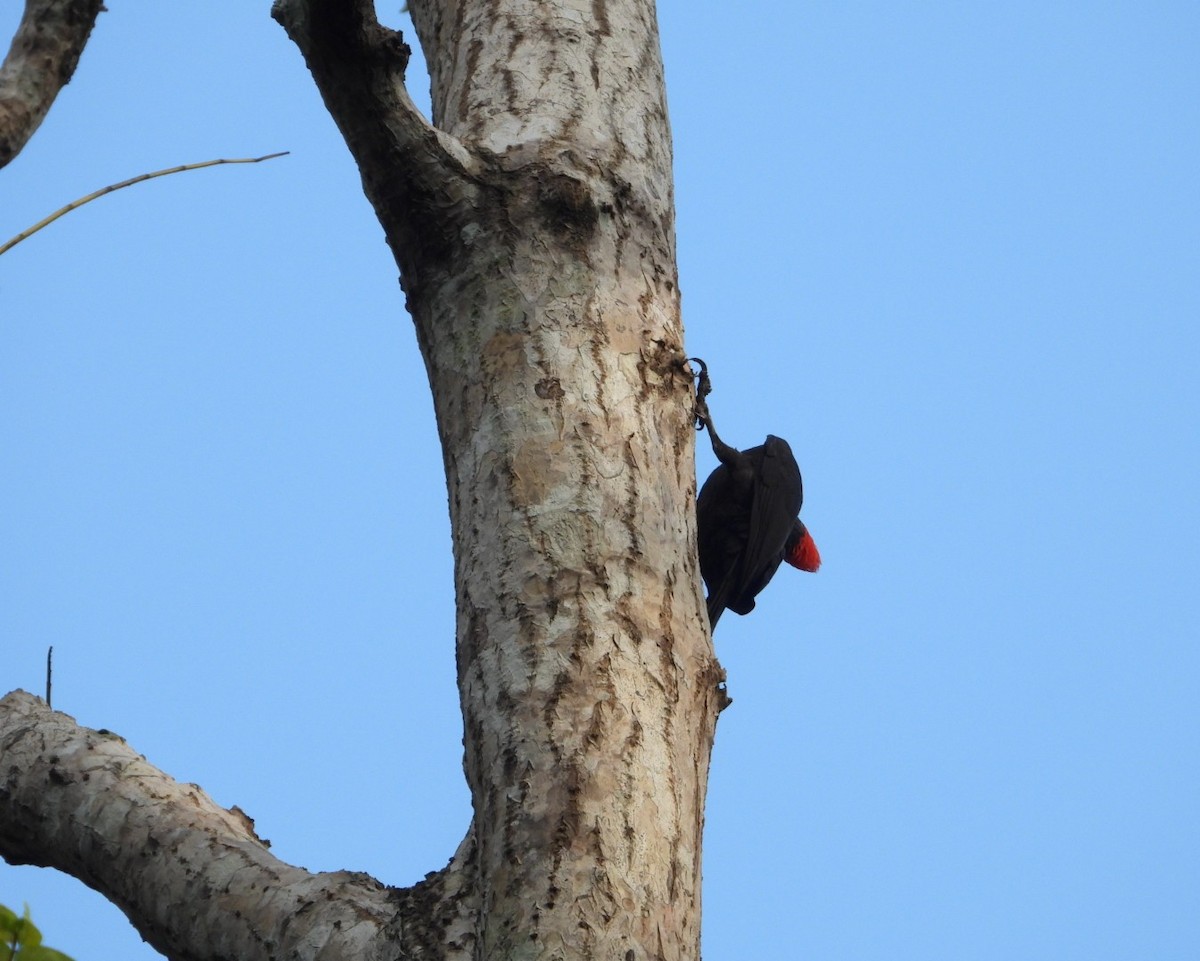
[688,356,713,430]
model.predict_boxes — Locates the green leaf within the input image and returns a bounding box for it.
[13,909,41,951]
[0,903,18,935]
[0,906,72,961]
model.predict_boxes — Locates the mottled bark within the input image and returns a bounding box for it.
[1,0,718,959]
[271,0,720,955]
[0,0,104,169]
[0,690,477,961]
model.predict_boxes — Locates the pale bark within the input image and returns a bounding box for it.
[0,0,104,169]
[1,1,719,959]
[0,689,477,961]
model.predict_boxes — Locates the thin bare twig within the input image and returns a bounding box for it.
[0,152,289,257]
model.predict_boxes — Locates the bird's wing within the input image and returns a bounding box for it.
[734,436,804,600]
[697,463,739,628]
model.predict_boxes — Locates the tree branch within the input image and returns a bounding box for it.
[271,0,485,294]
[0,690,476,961]
[0,0,105,170]
[0,153,289,257]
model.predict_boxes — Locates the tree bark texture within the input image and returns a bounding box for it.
[1,1,720,959]
[0,0,104,170]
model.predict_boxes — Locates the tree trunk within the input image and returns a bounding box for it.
[0,1,720,959]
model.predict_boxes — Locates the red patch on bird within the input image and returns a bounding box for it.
[787,528,821,572]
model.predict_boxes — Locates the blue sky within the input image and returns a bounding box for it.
[2,3,1197,959]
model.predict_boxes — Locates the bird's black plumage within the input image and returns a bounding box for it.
[697,432,804,628]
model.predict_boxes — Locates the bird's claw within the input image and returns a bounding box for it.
[688,357,713,430]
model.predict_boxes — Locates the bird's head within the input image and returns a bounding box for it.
[785,521,821,572]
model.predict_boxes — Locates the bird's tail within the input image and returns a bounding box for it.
[706,595,725,631]
[705,570,743,631]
